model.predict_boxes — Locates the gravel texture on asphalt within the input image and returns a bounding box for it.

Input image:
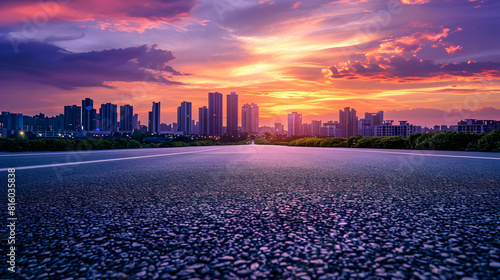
[2,145,500,279]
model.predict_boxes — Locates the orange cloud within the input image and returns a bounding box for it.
[401,0,431,4]
[445,44,463,54]
[370,28,450,56]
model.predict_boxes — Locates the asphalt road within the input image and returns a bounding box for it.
[1,145,500,279]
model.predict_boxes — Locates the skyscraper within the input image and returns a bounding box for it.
[119,104,134,132]
[359,111,383,136]
[339,107,358,138]
[64,105,82,131]
[241,103,259,135]
[287,112,302,137]
[199,106,209,136]
[99,103,117,132]
[208,92,223,136]
[226,92,239,137]
[82,98,96,131]
[1,112,23,135]
[274,123,284,135]
[177,101,192,135]
[311,120,322,136]
[132,114,140,130]
[149,102,161,134]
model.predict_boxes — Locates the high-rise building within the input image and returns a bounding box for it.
[302,123,312,136]
[119,105,134,132]
[177,101,192,135]
[99,103,117,132]
[132,114,140,130]
[208,92,223,136]
[199,106,209,136]
[149,102,161,134]
[311,120,322,136]
[1,112,23,136]
[64,105,82,131]
[82,98,96,131]
[287,112,302,137]
[359,111,383,136]
[226,92,239,137]
[47,114,64,132]
[34,113,47,131]
[339,107,358,138]
[274,123,284,135]
[241,103,259,135]
[320,121,337,137]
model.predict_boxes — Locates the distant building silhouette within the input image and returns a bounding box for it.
[119,105,134,132]
[359,111,383,136]
[339,107,358,138]
[82,98,96,131]
[302,123,312,136]
[274,123,284,135]
[374,120,421,136]
[149,102,161,134]
[287,112,302,137]
[320,121,337,137]
[99,103,117,132]
[226,92,239,137]
[311,120,322,136]
[457,119,500,134]
[177,101,192,135]
[1,112,23,137]
[132,114,140,130]
[199,106,209,136]
[208,92,223,136]
[64,105,82,131]
[242,103,259,135]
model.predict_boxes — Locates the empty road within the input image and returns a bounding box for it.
[1,145,500,279]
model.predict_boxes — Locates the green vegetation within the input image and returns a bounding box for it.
[1,130,498,152]
[287,137,348,147]
[0,137,219,152]
[257,130,500,152]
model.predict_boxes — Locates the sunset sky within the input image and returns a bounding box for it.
[1,0,500,127]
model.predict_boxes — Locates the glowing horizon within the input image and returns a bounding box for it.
[1,0,499,127]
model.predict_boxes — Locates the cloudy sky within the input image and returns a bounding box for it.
[1,0,499,127]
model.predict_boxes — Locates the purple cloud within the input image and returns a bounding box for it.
[0,37,185,90]
[329,55,500,81]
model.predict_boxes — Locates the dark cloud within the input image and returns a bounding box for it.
[0,37,184,89]
[329,55,500,81]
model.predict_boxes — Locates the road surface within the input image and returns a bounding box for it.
[1,145,499,279]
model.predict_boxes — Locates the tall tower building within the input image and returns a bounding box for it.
[99,103,117,132]
[64,105,82,131]
[311,120,322,136]
[119,104,134,132]
[199,106,209,136]
[359,111,383,136]
[149,102,161,134]
[82,98,96,131]
[339,107,358,138]
[132,114,140,130]
[208,92,223,136]
[177,101,192,135]
[287,112,302,137]
[226,92,239,137]
[241,103,259,134]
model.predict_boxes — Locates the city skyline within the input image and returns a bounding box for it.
[3,93,500,136]
[1,1,500,127]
